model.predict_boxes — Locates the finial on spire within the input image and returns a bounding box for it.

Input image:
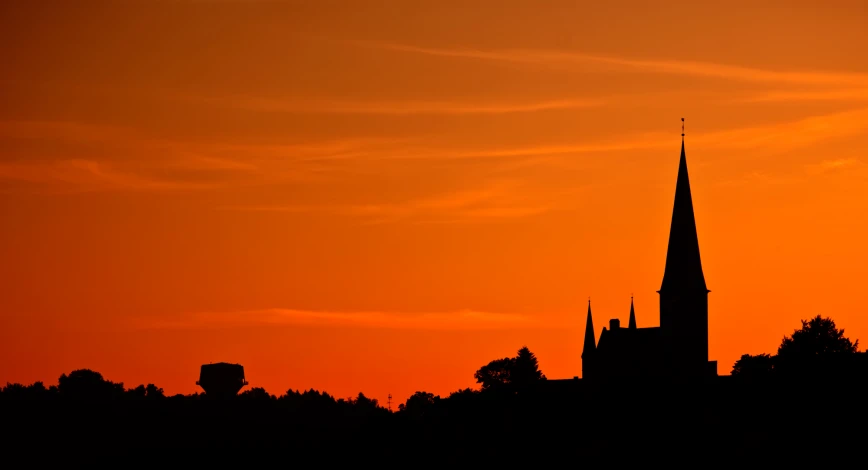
[681,117,685,139]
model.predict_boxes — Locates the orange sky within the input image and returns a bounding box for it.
[2,0,868,405]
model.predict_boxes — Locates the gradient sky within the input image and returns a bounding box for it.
[2,0,868,404]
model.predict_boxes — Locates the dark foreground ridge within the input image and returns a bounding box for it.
[4,340,868,463]
[6,134,866,462]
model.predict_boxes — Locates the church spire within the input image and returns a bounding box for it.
[659,128,708,293]
[628,296,637,329]
[581,300,595,358]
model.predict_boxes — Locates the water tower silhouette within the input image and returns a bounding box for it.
[196,362,248,397]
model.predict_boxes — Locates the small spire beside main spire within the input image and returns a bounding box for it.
[581,299,596,359]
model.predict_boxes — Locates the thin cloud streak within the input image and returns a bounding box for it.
[4,107,867,194]
[0,121,401,192]
[691,107,868,150]
[714,171,801,188]
[378,108,868,162]
[739,89,868,103]
[136,308,542,331]
[209,96,604,115]
[221,180,573,224]
[363,41,868,86]
[0,159,214,193]
[804,158,864,175]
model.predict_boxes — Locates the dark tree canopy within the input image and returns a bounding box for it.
[511,346,547,389]
[474,357,514,391]
[399,391,439,417]
[240,387,275,402]
[128,383,165,399]
[473,346,546,392]
[730,316,861,378]
[775,315,859,375]
[731,353,774,377]
[58,369,125,400]
[778,315,858,357]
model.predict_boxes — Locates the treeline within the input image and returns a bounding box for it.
[2,317,868,461]
[732,314,864,378]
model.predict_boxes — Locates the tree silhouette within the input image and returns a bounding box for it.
[474,346,546,392]
[128,383,165,399]
[145,383,164,399]
[1,381,55,400]
[778,315,859,355]
[58,369,124,400]
[776,315,859,375]
[511,346,547,390]
[399,391,439,418]
[474,357,514,391]
[240,387,275,402]
[731,353,774,378]
[349,392,380,411]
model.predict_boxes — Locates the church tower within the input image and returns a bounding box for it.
[658,131,710,378]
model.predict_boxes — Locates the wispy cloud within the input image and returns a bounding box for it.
[352,181,564,224]
[692,107,868,151]
[135,308,539,331]
[360,41,868,86]
[221,179,573,224]
[804,158,864,175]
[5,106,867,195]
[369,107,868,162]
[202,95,604,115]
[714,170,800,188]
[0,120,140,143]
[0,159,213,193]
[740,89,868,103]
[0,121,404,192]
[217,204,323,213]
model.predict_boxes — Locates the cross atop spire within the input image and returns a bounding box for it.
[682,117,685,139]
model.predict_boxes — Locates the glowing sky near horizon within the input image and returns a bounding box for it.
[2,0,868,404]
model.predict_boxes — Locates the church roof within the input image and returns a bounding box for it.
[660,139,708,293]
[596,326,661,355]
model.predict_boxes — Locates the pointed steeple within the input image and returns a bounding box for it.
[581,300,595,358]
[659,136,708,293]
[628,296,637,329]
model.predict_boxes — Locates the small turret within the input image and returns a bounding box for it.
[582,300,596,379]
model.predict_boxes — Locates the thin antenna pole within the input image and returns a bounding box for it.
[387,393,392,411]
[682,117,685,138]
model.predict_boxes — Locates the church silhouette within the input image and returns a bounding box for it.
[581,132,718,380]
